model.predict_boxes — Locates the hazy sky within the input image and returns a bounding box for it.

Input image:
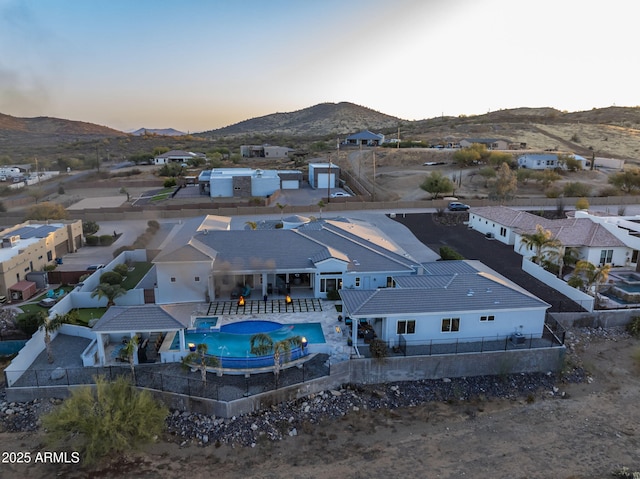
[0,0,637,133]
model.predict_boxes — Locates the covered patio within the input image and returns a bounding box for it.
[91,305,186,366]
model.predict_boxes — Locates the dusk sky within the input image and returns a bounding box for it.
[0,0,637,133]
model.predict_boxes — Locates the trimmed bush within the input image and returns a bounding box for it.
[99,235,114,246]
[439,246,465,260]
[85,235,99,246]
[163,178,177,188]
[99,271,123,285]
[326,289,340,301]
[113,263,130,276]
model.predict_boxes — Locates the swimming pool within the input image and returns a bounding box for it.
[172,320,326,368]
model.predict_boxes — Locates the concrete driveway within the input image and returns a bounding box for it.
[392,212,585,312]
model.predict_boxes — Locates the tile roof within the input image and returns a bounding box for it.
[92,305,184,333]
[472,206,625,247]
[340,261,549,316]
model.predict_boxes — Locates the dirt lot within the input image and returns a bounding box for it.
[341,148,618,202]
[1,329,638,478]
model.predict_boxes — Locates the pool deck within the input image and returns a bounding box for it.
[18,300,352,374]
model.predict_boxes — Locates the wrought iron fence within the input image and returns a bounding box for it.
[6,354,331,402]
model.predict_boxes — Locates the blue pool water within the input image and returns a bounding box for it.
[171,321,325,365]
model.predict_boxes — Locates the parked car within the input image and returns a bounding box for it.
[448,202,470,211]
[38,298,57,308]
[87,264,105,271]
[330,192,351,198]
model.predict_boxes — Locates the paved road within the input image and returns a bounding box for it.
[392,212,586,313]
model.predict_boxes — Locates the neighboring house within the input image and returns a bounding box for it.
[152,216,423,304]
[345,130,385,146]
[459,138,510,150]
[469,206,634,267]
[308,163,339,189]
[517,153,558,169]
[197,168,302,197]
[154,150,206,165]
[340,260,550,351]
[517,153,588,170]
[240,145,295,159]
[0,221,83,299]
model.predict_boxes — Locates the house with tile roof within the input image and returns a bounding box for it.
[469,206,635,267]
[340,260,550,351]
[153,216,421,304]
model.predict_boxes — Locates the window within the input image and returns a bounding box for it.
[500,227,506,237]
[320,278,338,292]
[170,277,176,283]
[600,249,613,264]
[355,277,361,287]
[441,317,460,332]
[194,276,200,282]
[397,320,416,335]
[480,315,495,322]
[47,251,53,261]
[386,276,395,288]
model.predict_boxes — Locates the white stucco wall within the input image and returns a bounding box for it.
[156,262,212,303]
[379,308,546,348]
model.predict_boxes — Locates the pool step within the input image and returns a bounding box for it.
[207,299,323,315]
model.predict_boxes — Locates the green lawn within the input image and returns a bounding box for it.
[150,188,174,202]
[122,262,153,289]
[71,308,107,326]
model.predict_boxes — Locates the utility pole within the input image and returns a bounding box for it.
[327,157,331,203]
[397,125,400,149]
[372,149,376,202]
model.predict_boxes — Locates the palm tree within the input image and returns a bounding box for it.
[250,333,302,386]
[120,335,139,383]
[317,200,326,219]
[91,283,126,307]
[37,312,64,363]
[275,202,287,221]
[519,224,562,265]
[182,343,219,384]
[543,245,579,278]
[574,260,611,302]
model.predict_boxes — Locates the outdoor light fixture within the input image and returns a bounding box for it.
[301,337,308,350]
[238,295,245,306]
[188,343,196,352]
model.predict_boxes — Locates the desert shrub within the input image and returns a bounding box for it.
[618,205,627,216]
[41,376,168,465]
[158,163,183,177]
[544,187,562,198]
[85,235,99,246]
[326,289,340,301]
[163,178,177,188]
[43,264,57,272]
[368,339,388,362]
[575,197,589,210]
[113,263,129,276]
[275,222,283,229]
[99,271,123,285]
[625,316,640,338]
[563,182,591,197]
[25,202,68,220]
[439,246,464,260]
[147,220,160,231]
[99,234,114,246]
[599,185,620,197]
[57,185,65,194]
[83,220,99,236]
